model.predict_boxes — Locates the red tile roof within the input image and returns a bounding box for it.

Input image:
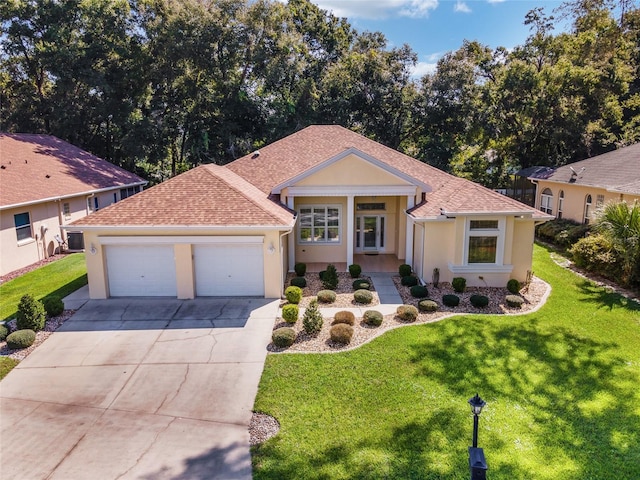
[0,133,145,208]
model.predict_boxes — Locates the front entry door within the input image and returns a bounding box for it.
[356,215,385,252]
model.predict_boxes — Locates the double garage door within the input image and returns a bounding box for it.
[105,243,264,297]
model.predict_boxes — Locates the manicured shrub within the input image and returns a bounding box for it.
[396,305,419,322]
[470,294,490,308]
[42,296,64,317]
[317,290,337,303]
[302,300,323,334]
[354,289,373,304]
[0,324,9,341]
[506,295,525,308]
[294,263,307,276]
[363,310,383,326]
[418,300,438,312]
[16,294,46,332]
[452,277,466,293]
[569,234,619,278]
[506,279,521,294]
[352,279,370,290]
[284,286,303,304]
[410,285,429,298]
[282,304,299,324]
[333,310,355,326]
[401,276,418,287]
[399,264,412,277]
[322,264,339,290]
[348,264,362,278]
[319,270,326,280]
[330,324,354,344]
[272,327,296,348]
[6,329,36,349]
[536,218,589,248]
[290,276,307,288]
[442,294,460,307]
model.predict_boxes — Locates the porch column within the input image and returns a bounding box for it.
[346,195,354,270]
[405,195,415,267]
[287,196,295,271]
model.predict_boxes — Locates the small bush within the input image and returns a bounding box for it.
[506,279,521,294]
[418,300,438,312]
[6,329,36,349]
[322,264,339,290]
[284,286,303,304]
[399,264,412,277]
[42,296,64,317]
[506,295,525,308]
[272,327,296,348]
[396,305,419,322]
[317,290,337,303]
[569,234,619,278]
[348,264,362,278]
[432,267,440,287]
[282,304,299,324]
[536,218,589,248]
[290,276,307,288]
[363,310,383,326]
[352,279,371,290]
[354,289,373,304]
[294,263,307,276]
[442,294,460,307]
[401,276,418,287]
[452,277,466,293]
[330,324,354,344]
[319,270,326,280]
[302,300,323,334]
[470,294,489,308]
[0,324,9,341]
[16,294,46,332]
[333,310,356,325]
[410,285,429,298]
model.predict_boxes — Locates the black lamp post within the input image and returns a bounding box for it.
[468,393,488,480]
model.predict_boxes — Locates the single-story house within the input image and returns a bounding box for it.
[529,143,640,224]
[0,133,146,276]
[69,125,551,299]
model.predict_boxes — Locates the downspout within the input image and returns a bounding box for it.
[278,226,294,298]
[56,199,64,248]
[86,193,95,215]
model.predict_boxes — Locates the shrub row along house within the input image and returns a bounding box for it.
[0,134,146,276]
[68,125,551,299]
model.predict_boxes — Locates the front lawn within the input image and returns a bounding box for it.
[252,244,640,479]
[0,253,87,321]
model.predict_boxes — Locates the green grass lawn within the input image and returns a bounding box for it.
[0,253,87,321]
[252,244,640,480]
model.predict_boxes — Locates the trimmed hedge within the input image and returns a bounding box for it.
[290,276,307,288]
[410,285,429,298]
[6,329,36,349]
[317,290,337,303]
[333,311,356,326]
[354,289,373,304]
[401,276,418,287]
[348,264,362,278]
[0,324,9,341]
[282,304,299,324]
[352,279,371,290]
[506,279,521,294]
[442,294,460,307]
[452,277,466,293]
[319,270,326,280]
[399,264,412,277]
[272,327,296,348]
[363,310,383,326]
[536,218,589,248]
[418,300,438,312]
[506,295,525,308]
[16,294,46,332]
[43,296,64,317]
[294,263,307,276]
[396,305,419,322]
[330,324,354,344]
[284,286,303,304]
[470,294,490,308]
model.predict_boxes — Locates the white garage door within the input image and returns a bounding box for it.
[194,244,264,296]
[106,245,177,297]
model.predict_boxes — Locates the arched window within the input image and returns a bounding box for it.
[557,190,564,219]
[540,188,553,215]
[584,194,592,224]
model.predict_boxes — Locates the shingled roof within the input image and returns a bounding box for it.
[0,133,146,208]
[529,143,640,194]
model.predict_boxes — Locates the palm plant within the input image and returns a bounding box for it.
[595,200,640,285]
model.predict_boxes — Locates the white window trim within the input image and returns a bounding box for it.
[14,212,33,243]
[463,217,506,266]
[354,214,387,253]
[557,191,564,219]
[584,195,592,224]
[540,189,553,215]
[298,204,342,245]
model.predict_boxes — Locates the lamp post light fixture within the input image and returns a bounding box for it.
[468,393,488,480]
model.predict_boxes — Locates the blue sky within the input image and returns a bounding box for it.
[310,0,567,76]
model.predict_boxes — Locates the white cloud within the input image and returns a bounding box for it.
[486,0,506,3]
[411,61,438,78]
[454,1,471,13]
[310,0,439,20]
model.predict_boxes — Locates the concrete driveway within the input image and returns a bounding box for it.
[0,294,278,480]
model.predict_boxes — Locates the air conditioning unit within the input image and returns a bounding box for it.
[67,231,85,252]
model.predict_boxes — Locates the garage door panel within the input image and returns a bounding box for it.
[106,245,177,297]
[194,244,264,296]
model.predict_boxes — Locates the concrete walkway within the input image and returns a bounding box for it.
[0,296,278,480]
[367,273,403,305]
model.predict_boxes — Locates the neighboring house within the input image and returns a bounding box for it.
[69,125,551,299]
[0,133,147,276]
[529,143,640,224]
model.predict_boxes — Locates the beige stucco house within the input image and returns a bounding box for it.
[0,133,146,276]
[529,143,640,224]
[70,125,550,299]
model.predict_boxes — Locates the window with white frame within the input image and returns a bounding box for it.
[299,205,341,243]
[63,202,71,220]
[540,188,553,215]
[14,212,32,242]
[584,194,592,224]
[557,191,564,219]
[466,219,503,264]
[596,194,605,209]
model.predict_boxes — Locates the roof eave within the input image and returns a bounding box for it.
[62,222,296,232]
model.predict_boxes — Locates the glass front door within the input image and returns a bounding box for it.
[356,215,385,252]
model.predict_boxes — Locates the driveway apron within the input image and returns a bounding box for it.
[0,296,278,480]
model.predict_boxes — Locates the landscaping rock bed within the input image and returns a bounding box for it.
[0,310,74,361]
[284,272,380,308]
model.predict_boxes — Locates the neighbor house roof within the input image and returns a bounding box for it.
[0,133,146,209]
[528,143,640,194]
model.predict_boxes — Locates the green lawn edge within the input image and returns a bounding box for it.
[252,243,640,480]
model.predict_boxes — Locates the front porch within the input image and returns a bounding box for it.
[303,254,403,273]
